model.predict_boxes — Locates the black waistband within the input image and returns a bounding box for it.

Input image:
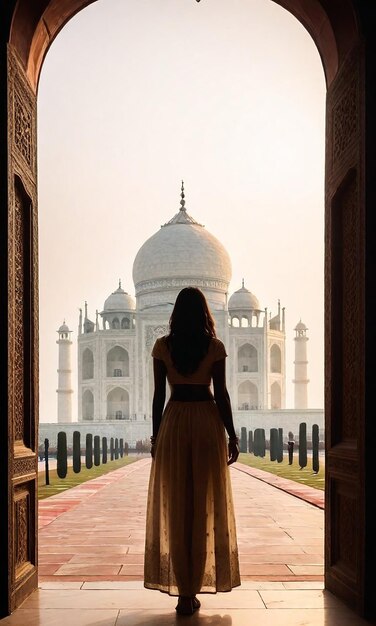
[170,384,213,402]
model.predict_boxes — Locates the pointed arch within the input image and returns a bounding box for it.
[82,389,94,420]
[270,344,282,373]
[107,345,129,377]
[238,343,258,372]
[82,347,94,380]
[238,380,258,410]
[271,381,282,409]
[107,387,129,420]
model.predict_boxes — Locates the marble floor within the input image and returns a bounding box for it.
[2,458,371,624]
[2,581,374,625]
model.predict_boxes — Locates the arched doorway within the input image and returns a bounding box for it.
[106,387,130,420]
[82,347,94,380]
[106,346,129,378]
[82,389,94,420]
[238,343,258,372]
[1,0,374,618]
[270,381,282,409]
[238,380,259,410]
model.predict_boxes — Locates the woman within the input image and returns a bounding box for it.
[144,287,241,615]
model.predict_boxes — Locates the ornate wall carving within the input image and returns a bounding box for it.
[136,277,229,294]
[14,92,32,167]
[332,77,357,162]
[13,186,27,442]
[13,458,35,477]
[145,325,169,348]
[6,46,38,613]
[15,494,29,572]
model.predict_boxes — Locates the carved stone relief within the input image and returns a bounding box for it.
[15,496,28,571]
[14,458,36,477]
[136,277,228,294]
[14,92,32,167]
[13,187,27,442]
[145,325,169,348]
[327,49,360,184]
[8,47,37,180]
[332,76,357,162]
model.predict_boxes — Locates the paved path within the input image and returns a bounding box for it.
[38,458,323,583]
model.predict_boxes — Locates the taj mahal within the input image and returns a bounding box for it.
[41,184,323,448]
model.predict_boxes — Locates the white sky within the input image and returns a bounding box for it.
[37,0,326,422]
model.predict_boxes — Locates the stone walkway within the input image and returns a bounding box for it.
[3,460,374,624]
[38,458,324,582]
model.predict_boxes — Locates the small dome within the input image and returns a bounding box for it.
[58,321,70,333]
[295,320,307,331]
[103,285,136,312]
[228,283,260,311]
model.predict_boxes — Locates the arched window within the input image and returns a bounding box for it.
[107,387,129,420]
[270,344,282,373]
[121,317,130,329]
[232,316,240,328]
[82,348,94,380]
[238,344,258,372]
[107,346,129,377]
[112,317,120,329]
[271,381,282,409]
[82,389,94,420]
[238,381,258,410]
[241,316,249,327]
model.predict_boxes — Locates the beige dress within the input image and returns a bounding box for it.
[144,336,240,597]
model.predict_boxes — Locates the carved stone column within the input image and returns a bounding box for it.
[6,45,38,613]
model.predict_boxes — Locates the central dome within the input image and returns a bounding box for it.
[132,183,232,310]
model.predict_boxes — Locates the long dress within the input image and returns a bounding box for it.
[144,336,241,597]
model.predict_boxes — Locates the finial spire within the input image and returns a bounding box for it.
[242,278,244,289]
[119,278,122,289]
[180,180,186,211]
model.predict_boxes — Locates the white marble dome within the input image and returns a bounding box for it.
[228,283,260,311]
[58,322,70,333]
[132,188,232,310]
[103,285,136,312]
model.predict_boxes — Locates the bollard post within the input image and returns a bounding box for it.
[44,437,50,485]
[288,440,294,465]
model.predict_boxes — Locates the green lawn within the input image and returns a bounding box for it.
[38,454,146,500]
[237,452,325,491]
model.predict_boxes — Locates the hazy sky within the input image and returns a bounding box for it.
[37,0,326,422]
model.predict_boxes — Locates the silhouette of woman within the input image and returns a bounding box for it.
[144,287,241,615]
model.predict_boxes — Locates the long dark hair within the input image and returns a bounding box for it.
[167,287,216,376]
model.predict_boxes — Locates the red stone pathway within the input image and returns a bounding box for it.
[38,458,324,583]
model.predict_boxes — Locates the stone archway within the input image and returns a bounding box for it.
[1,0,375,619]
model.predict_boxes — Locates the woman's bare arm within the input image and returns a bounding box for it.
[152,357,167,439]
[212,358,239,465]
[212,358,237,439]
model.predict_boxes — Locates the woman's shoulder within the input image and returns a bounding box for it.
[151,335,169,359]
[209,337,227,360]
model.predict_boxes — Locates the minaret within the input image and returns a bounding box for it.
[293,320,309,409]
[56,321,73,423]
